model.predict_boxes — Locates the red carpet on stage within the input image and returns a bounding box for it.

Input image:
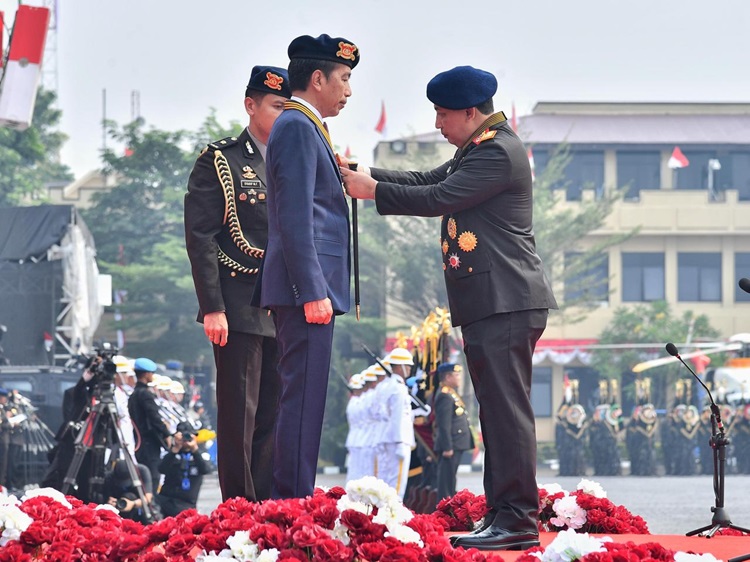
[448,532,750,561]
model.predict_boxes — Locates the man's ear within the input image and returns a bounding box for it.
[244,97,255,118]
[311,69,324,92]
[465,107,477,121]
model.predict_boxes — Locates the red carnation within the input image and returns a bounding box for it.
[0,542,31,562]
[250,522,288,550]
[379,544,423,562]
[357,540,388,561]
[312,538,355,562]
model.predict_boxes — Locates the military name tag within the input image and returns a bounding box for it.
[241,179,261,188]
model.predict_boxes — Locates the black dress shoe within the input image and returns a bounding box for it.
[451,525,540,551]
[449,508,498,546]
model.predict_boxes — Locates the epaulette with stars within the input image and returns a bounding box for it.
[200,136,239,155]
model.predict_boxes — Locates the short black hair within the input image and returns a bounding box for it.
[245,89,268,103]
[288,58,338,92]
[475,98,494,115]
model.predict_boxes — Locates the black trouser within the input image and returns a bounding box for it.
[461,309,547,534]
[214,331,279,501]
[156,494,195,517]
[436,451,462,501]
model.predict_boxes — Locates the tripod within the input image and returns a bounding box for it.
[686,403,750,537]
[61,379,153,521]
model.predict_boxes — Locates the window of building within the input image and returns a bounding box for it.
[675,150,716,191]
[617,151,661,200]
[720,151,750,201]
[678,253,721,302]
[417,142,436,154]
[622,253,665,301]
[531,367,552,417]
[735,253,750,302]
[564,252,609,303]
[564,150,605,201]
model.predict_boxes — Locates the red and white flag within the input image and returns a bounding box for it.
[511,102,518,132]
[374,100,387,135]
[0,12,4,69]
[668,146,690,169]
[344,145,352,158]
[0,5,50,130]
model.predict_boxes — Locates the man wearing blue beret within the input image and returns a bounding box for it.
[255,34,358,499]
[185,65,291,502]
[342,66,557,550]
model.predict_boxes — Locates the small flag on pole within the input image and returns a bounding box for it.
[511,102,518,132]
[528,147,535,181]
[668,146,690,169]
[344,145,352,159]
[0,5,51,130]
[374,101,387,135]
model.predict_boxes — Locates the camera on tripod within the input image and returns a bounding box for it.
[115,494,135,511]
[85,342,119,393]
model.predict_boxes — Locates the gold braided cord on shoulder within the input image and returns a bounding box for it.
[283,100,334,152]
[213,149,264,260]
[218,249,259,275]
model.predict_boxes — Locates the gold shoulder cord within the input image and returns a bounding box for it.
[213,150,264,274]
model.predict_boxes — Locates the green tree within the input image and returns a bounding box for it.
[83,118,209,363]
[0,88,72,205]
[532,145,635,323]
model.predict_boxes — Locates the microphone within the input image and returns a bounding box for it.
[665,342,723,432]
[739,278,750,294]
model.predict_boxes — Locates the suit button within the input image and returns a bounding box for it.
[230,271,237,277]
[468,267,473,273]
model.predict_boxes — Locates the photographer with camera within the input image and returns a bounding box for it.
[128,358,172,486]
[103,459,156,524]
[155,421,211,517]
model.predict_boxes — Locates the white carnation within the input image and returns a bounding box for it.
[674,553,721,562]
[576,479,607,499]
[540,529,610,562]
[256,548,280,562]
[538,482,565,495]
[0,503,33,546]
[21,487,73,508]
[384,522,423,546]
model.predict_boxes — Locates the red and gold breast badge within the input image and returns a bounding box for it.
[447,217,457,239]
[337,42,357,61]
[448,253,461,269]
[264,72,284,90]
[457,231,477,252]
[442,240,449,254]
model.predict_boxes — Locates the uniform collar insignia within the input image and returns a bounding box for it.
[473,129,497,145]
[246,140,254,155]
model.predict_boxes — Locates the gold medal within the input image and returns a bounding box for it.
[447,217,457,239]
[442,240,449,254]
[458,231,478,252]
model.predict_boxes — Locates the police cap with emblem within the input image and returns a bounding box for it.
[426,66,497,110]
[288,33,360,69]
[437,363,463,377]
[245,65,292,99]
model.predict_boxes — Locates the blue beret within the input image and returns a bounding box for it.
[437,363,463,375]
[426,66,497,110]
[0,388,8,396]
[246,65,291,98]
[288,34,360,69]
[134,357,157,373]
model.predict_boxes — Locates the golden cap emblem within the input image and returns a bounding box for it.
[447,217,457,239]
[264,72,284,91]
[458,231,478,252]
[337,42,357,62]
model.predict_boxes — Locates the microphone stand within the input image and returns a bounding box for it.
[666,343,750,538]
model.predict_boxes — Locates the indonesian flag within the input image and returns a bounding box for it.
[344,145,352,158]
[668,146,690,169]
[511,102,518,132]
[374,100,387,135]
[0,5,50,130]
[0,12,4,68]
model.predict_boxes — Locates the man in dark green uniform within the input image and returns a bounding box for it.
[184,65,291,501]
[433,363,473,502]
[342,65,557,550]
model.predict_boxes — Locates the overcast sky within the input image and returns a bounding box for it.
[2,0,749,178]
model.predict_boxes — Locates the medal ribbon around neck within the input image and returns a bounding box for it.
[284,100,334,152]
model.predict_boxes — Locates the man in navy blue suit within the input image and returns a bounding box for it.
[257,34,359,499]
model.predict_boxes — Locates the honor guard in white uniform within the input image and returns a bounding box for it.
[359,365,383,477]
[344,373,365,482]
[375,348,416,498]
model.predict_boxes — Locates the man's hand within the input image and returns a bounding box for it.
[442,449,454,458]
[203,311,228,346]
[341,167,377,200]
[304,298,333,325]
